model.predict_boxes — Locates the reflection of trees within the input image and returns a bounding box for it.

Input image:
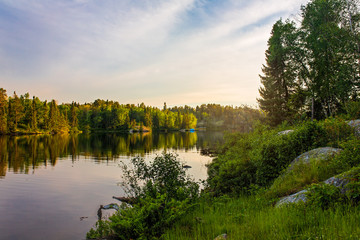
[0,131,223,177]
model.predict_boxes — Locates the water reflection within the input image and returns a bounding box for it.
[0,132,223,178]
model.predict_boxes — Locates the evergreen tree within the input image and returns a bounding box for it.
[31,96,37,131]
[69,102,78,131]
[258,20,298,125]
[7,92,24,132]
[0,88,8,134]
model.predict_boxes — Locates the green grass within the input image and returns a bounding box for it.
[163,195,360,240]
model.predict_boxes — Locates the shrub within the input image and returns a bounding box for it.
[121,152,199,202]
[87,153,199,239]
[207,119,356,196]
[345,100,360,119]
[306,183,344,210]
[253,121,328,187]
[321,117,353,147]
[333,137,360,171]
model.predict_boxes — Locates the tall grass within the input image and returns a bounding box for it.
[163,195,360,240]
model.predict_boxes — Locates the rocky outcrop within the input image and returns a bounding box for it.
[276,169,356,207]
[348,119,360,136]
[288,147,342,170]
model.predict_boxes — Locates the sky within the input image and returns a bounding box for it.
[0,0,309,108]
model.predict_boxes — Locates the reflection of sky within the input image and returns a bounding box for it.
[0,148,211,240]
[1,0,308,107]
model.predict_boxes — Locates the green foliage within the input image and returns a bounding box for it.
[87,194,192,240]
[258,0,360,123]
[0,88,264,134]
[120,153,199,202]
[306,183,344,210]
[258,19,299,126]
[345,100,360,119]
[164,194,360,240]
[87,153,199,239]
[321,117,354,147]
[268,157,340,199]
[333,137,360,170]
[207,120,336,196]
[0,88,7,134]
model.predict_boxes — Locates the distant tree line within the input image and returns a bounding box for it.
[258,0,360,126]
[0,88,263,134]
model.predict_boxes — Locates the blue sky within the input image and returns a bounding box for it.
[0,0,308,107]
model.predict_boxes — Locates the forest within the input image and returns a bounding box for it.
[258,0,360,125]
[0,88,263,134]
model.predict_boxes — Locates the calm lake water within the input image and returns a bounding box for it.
[0,131,223,240]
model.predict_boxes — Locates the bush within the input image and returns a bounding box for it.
[321,117,353,147]
[121,153,199,202]
[345,100,360,119]
[333,137,360,171]
[87,153,199,239]
[306,183,344,210]
[206,119,356,196]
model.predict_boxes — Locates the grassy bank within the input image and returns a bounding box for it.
[87,116,360,239]
[162,117,360,239]
[164,194,360,240]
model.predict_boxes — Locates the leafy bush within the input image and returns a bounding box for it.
[321,117,353,147]
[306,184,344,210]
[121,153,199,202]
[345,100,360,119]
[87,153,199,239]
[207,121,332,195]
[333,137,360,171]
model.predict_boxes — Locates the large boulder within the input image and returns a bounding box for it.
[288,147,342,170]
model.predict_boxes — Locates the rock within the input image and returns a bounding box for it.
[288,147,342,170]
[278,130,294,135]
[276,169,355,207]
[102,203,120,210]
[347,119,360,136]
[276,189,308,207]
[214,233,227,240]
[324,176,349,194]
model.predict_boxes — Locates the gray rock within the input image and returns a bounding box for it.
[102,203,120,210]
[323,176,349,188]
[288,147,342,170]
[276,175,350,207]
[276,189,308,207]
[347,119,360,136]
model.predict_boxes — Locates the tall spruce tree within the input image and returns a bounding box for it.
[0,88,7,134]
[258,20,298,126]
[7,92,24,132]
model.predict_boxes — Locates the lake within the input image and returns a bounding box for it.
[0,131,223,240]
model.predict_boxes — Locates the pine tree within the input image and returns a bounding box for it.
[257,20,298,126]
[0,88,8,134]
[7,92,24,132]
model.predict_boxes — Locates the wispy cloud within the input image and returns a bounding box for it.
[0,0,309,106]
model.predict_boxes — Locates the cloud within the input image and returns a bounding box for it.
[0,0,309,107]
